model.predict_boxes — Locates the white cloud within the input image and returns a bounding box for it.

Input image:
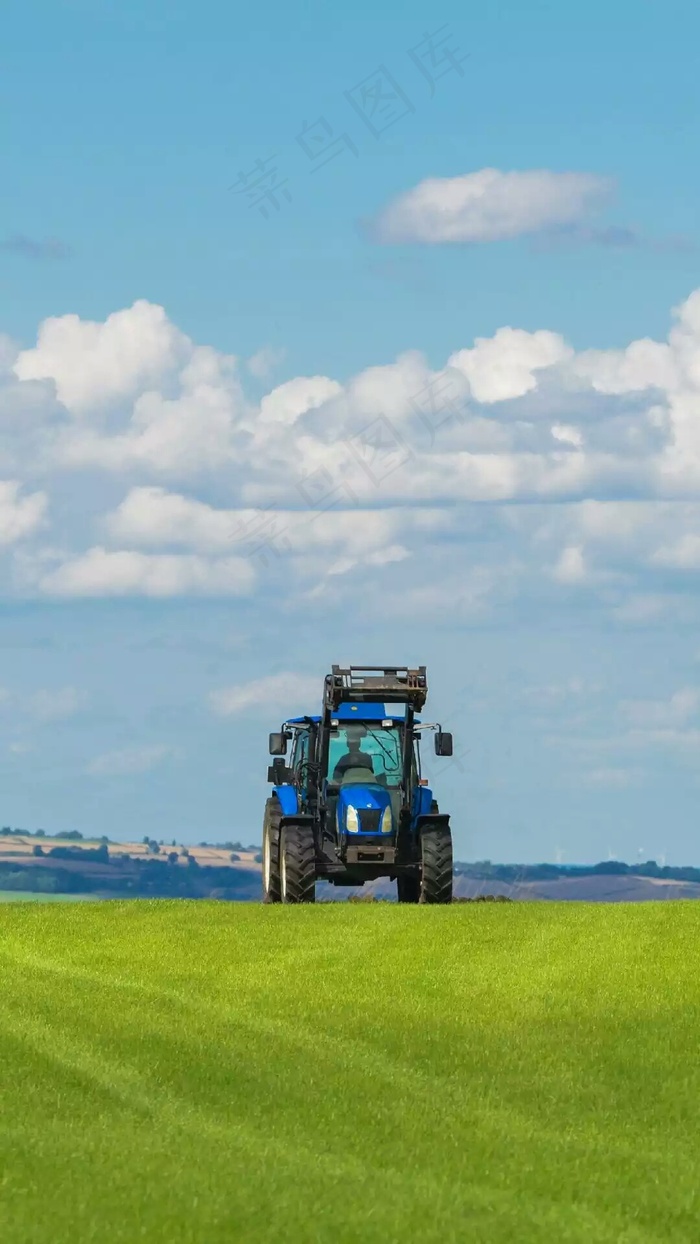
[4,286,700,611]
[38,547,255,598]
[625,728,700,753]
[573,338,676,396]
[14,300,190,413]
[29,687,84,722]
[620,688,700,730]
[370,169,611,244]
[586,767,638,789]
[210,672,319,717]
[611,594,679,624]
[247,346,286,380]
[651,534,700,570]
[552,545,587,584]
[103,488,433,582]
[87,744,173,776]
[258,376,341,427]
[0,480,48,545]
[552,424,583,448]
[448,327,572,402]
[58,345,246,476]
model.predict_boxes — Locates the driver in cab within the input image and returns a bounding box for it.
[332,727,375,782]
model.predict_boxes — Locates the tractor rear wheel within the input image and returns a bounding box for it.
[262,796,282,903]
[420,822,453,904]
[397,872,421,903]
[280,822,316,904]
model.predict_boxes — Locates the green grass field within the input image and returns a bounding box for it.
[1,902,698,1243]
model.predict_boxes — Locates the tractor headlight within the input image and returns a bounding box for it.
[345,805,359,833]
[380,806,392,834]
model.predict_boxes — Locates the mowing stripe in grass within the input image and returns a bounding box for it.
[1,901,699,1243]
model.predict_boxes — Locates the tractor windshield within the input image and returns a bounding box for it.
[327,724,403,786]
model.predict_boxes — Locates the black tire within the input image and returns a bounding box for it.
[420,822,453,904]
[397,872,421,903]
[262,797,282,903]
[280,822,316,904]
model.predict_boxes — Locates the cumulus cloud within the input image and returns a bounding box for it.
[651,534,700,570]
[369,169,611,244]
[103,486,432,569]
[3,287,700,608]
[620,688,700,730]
[209,672,319,716]
[552,545,587,584]
[448,327,572,402]
[28,687,85,722]
[62,345,246,475]
[257,375,343,429]
[586,767,639,788]
[14,299,190,413]
[38,547,255,598]
[247,346,287,380]
[0,481,48,545]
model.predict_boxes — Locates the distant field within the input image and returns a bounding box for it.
[1,902,699,1242]
[0,836,260,870]
[0,892,101,904]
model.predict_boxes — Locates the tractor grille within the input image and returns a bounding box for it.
[358,808,381,833]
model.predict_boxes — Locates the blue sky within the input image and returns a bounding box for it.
[1,0,700,862]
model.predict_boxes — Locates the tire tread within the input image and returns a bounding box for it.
[420,823,453,904]
[281,822,316,903]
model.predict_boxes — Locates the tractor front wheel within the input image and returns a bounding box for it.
[262,797,282,903]
[420,823,453,904]
[280,823,316,904]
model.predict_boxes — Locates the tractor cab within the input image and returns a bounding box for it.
[324,704,414,841]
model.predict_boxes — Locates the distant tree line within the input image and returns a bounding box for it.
[1,827,262,852]
[0,858,261,900]
[1,827,110,842]
[454,860,700,884]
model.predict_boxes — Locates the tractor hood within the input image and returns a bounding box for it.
[337,782,393,835]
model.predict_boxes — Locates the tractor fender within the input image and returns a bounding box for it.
[414,812,451,833]
[278,814,317,858]
[411,785,434,820]
[274,785,299,816]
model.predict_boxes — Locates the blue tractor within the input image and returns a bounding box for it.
[262,665,454,903]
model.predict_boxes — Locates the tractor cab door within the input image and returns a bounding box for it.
[290,727,311,797]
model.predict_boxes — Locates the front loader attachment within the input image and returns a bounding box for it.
[324,665,428,712]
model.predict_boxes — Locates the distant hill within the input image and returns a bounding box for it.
[2,833,700,901]
[329,867,700,903]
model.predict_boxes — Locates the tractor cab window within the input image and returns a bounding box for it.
[292,728,310,774]
[327,724,403,786]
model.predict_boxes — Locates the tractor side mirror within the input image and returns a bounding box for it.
[435,731,453,757]
[270,757,290,784]
[269,732,287,756]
